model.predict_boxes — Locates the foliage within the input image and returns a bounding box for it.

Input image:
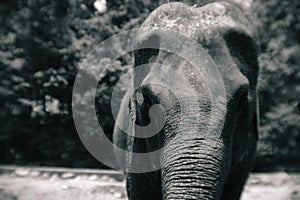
[0,0,152,168]
[0,0,95,167]
[0,0,299,170]
[252,0,300,170]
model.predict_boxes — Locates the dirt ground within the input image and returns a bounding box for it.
[0,167,299,200]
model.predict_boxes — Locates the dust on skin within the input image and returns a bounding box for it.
[140,2,252,46]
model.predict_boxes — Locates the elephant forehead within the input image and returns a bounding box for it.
[141,2,252,43]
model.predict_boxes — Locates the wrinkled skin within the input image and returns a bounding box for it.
[113,2,259,200]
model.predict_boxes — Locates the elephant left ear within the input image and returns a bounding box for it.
[253,101,259,141]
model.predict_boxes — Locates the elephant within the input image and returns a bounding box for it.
[113,1,259,200]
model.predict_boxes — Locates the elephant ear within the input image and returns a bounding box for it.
[224,30,260,141]
[252,97,259,141]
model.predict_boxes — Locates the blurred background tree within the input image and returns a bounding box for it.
[252,0,300,171]
[0,0,298,170]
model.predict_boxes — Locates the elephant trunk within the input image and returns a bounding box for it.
[161,100,228,200]
[162,138,226,200]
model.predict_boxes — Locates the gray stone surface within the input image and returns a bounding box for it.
[0,166,299,200]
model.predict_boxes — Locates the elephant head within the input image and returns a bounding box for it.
[113,2,259,200]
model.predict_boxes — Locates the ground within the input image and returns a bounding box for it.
[0,166,299,200]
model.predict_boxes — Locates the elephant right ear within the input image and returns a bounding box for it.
[252,100,259,141]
